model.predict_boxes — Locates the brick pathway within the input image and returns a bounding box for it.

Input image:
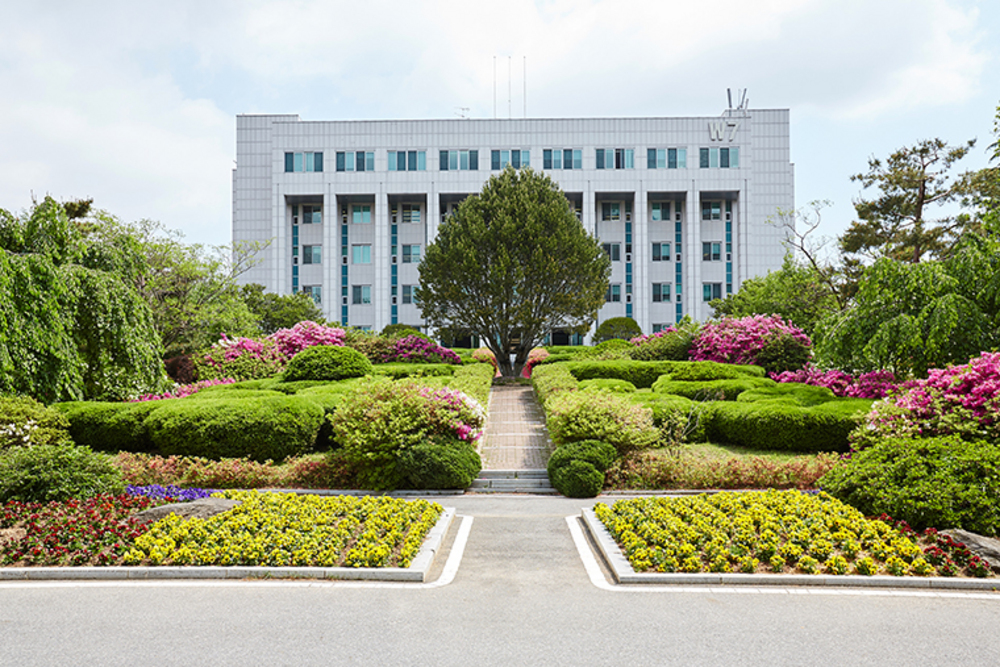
[479,385,555,470]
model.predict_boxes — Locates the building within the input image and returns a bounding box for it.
[232,110,793,341]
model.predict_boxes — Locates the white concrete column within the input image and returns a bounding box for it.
[583,182,596,235]
[374,188,390,332]
[686,186,701,320]
[274,190,288,294]
[633,185,648,333]
[323,186,335,321]
[738,178,750,286]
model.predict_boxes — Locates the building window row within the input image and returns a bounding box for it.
[439,150,479,171]
[699,147,739,169]
[285,152,323,173]
[596,148,634,170]
[302,245,322,265]
[651,242,670,261]
[647,148,687,170]
[543,149,582,170]
[337,151,375,172]
[388,150,427,172]
[301,285,322,304]
[346,284,419,305]
[491,149,530,170]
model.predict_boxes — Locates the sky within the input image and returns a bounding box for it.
[1,0,998,249]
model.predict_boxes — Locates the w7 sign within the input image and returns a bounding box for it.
[709,121,740,141]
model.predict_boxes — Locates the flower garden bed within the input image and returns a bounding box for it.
[590,490,994,580]
[1,489,444,571]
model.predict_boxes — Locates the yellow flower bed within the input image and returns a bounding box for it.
[594,490,936,576]
[123,491,442,568]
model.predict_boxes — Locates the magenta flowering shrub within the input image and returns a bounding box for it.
[197,322,347,381]
[771,365,896,399]
[383,335,461,365]
[690,315,812,367]
[132,378,237,402]
[521,348,550,378]
[631,326,676,345]
[853,352,1000,447]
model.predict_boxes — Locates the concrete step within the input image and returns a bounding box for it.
[469,469,558,494]
[477,469,549,480]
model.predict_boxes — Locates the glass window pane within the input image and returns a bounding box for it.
[647,148,656,169]
[730,147,739,168]
[366,152,374,171]
[294,152,303,172]
[407,151,416,171]
[625,149,634,169]
[388,151,397,171]
[678,148,686,168]
[511,150,520,169]
[336,152,345,171]
[699,148,709,169]
[710,148,719,168]
[491,150,500,170]
[469,150,478,170]
[720,148,730,169]
[440,150,449,171]
[305,152,314,172]
[417,151,426,170]
[522,150,529,166]
[314,152,323,172]
[461,151,469,170]
[450,151,458,170]
[285,152,294,172]
[668,148,677,169]
[543,149,552,169]
[596,149,604,170]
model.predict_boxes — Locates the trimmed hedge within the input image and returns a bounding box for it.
[531,363,579,405]
[629,393,709,443]
[548,439,617,497]
[185,389,286,400]
[409,362,493,407]
[566,360,764,389]
[736,383,839,407]
[578,378,637,393]
[372,362,457,379]
[398,438,482,489]
[0,444,125,503]
[652,376,776,401]
[55,400,162,453]
[705,399,871,453]
[545,390,659,455]
[660,360,765,381]
[548,439,617,475]
[145,396,323,462]
[818,435,1000,535]
[283,345,372,382]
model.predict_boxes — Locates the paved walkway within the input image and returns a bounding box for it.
[478,385,555,470]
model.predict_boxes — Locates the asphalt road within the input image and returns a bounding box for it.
[3,495,1000,666]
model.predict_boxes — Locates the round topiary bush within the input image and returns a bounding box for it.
[819,435,1000,535]
[550,459,604,498]
[593,317,642,344]
[397,437,482,489]
[0,444,125,502]
[547,439,618,476]
[283,345,373,381]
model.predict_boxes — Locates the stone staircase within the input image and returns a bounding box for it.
[468,469,557,494]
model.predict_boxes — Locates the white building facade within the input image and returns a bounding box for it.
[232,111,793,342]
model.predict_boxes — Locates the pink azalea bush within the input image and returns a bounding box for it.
[689,315,811,367]
[771,365,897,399]
[521,348,550,378]
[132,378,237,402]
[198,322,347,380]
[852,352,1000,448]
[383,335,461,365]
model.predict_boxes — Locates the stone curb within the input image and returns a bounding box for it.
[0,508,455,583]
[580,508,1000,591]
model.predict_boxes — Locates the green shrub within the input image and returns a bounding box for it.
[0,444,125,502]
[593,317,642,344]
[56,400,161,453]
[283,345,373,382]
[594,339,635,353]
[550,459,604,498]
[145,396,323,462]
[566,360,680,388]
[706,399,870,453]
[343,329,395,363]
[185,389,286,400]
[737,383,838,407]
[819,436,1000,535]
[547,439,617,475]
[1,396,73,449]
[268,380,337,394]
[652,376,776,401]
[296,383,365,450]
[531,363,580,405]
[660,360,764,382]
[629,393,710,443]
[629,320,699,361]
[579,378,637,393]
[754,332,813,375]
[372,362,456,379]
[381,323,425,339]
[397,437,482,489]
[545,390,659,455]
[330,378,485,490]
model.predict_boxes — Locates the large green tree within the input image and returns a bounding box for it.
[840,138,977,264]
[417,167,609,376]
[0,197,168,402]
[709,254,839,336]
[239,283,326,335]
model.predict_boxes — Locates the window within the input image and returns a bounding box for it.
[601,243,621,261]
[542,149,582,170]
[491,149,530,170]
[647,148,687,169]
[352,284,372,305]
[402,285,416,305]
[699,147,739,169]
[302,285,322,304]
[300,204,322,225]
[284,152,324,173]
[388,150,427,172]
[702,242,722,261]
[402,244,421,263]
[401,204,421,224]
[302,245,322,265]
[651,202,673,222]
[703,282,722,301]
[336,151,375,172]
[352,244,372,264]
[352,205,372,224]
[701,201,722,221]
[596,148,634,170]
[606,284,622,303]
[439,150,479,171]
[652,323,668,333]
[652,242,670,261]
[601,202,621,222]
[652,283,671,302]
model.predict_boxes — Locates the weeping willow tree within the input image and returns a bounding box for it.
[0,197,167,402]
